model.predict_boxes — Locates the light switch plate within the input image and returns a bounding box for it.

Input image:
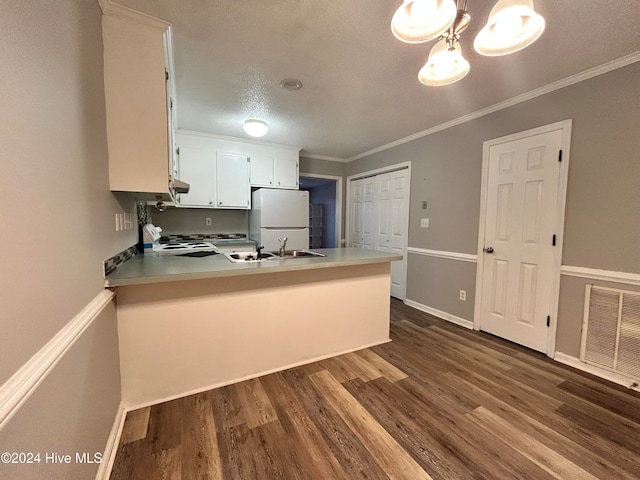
[421,218,429,228]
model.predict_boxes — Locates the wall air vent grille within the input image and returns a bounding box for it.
[581,285,640,381]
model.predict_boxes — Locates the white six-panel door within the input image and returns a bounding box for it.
[479,129,563,352]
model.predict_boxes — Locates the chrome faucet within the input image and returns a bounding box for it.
[278,237,288,257]
[256,244,264,260]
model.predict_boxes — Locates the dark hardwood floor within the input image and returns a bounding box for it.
[110,299,640,479]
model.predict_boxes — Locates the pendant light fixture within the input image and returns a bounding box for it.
[243,118,268,137]
[391,0,545,86]
[474,0,545,56]
[419,38,470,86]
[391,0,458,43]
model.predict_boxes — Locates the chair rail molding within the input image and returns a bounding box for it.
[0,290,115,431]
[407,247,478,263]
[561,265,640,286]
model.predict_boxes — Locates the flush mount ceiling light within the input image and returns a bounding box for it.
[243,118,268,137]
[279,78,303,91]
[391,0,545,86]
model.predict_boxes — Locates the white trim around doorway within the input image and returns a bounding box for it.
[473,120,573,358]
[299,173,344,248]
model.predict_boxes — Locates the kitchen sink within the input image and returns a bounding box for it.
[267,250,327,260]
[224,250,326,263]
[224,251,277,263]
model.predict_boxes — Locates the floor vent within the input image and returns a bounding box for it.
[581,285,640,381]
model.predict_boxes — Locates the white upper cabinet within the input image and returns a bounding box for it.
[177,146,216,207]
[274,155,299,189]
[249,155,276,187]
[176,132,250,209]
[216,152,250,208]
[250,151,299,189]
[102,6,179,201]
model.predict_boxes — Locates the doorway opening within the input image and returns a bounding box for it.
[299,174,343,249]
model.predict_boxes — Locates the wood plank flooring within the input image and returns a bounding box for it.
[109,299,640,479]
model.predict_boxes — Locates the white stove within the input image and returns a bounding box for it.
[142,224,220,255]
[152,241,218,255]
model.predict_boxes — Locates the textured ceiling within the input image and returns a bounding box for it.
[117,0,640,160]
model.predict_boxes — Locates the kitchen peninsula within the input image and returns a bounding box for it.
[107,248,401,407]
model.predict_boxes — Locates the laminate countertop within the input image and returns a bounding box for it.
[105,248,402,287]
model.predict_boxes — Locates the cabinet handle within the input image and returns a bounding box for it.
[219,202,222,206]
[269,181,272,184]
[209,201,213,205]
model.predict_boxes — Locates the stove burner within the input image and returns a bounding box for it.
[152,240,219,255]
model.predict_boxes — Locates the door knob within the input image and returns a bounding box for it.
[483,246,494,254]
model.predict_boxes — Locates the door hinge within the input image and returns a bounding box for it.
[165,69,169,81]
[547,315,551,327]
[558,150,563,162]
[552,234,556,246]
[176,147,180,155]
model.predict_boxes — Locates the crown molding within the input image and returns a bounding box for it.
[347,51,640,162]
[300,153,349,163]
[177,129,301,151]
[99,0,170,31]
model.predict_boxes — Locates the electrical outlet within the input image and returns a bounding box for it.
[459,290,466,301]
[421,218,429,228]
[115,213,124,231]
[205,217,212,226]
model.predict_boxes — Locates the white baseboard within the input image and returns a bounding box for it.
[0,290,115,431]
[404,299,474,330]
[125,338,391,411]
[553,352,640,392]
[95,401,127,480]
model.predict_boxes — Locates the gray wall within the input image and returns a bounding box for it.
[0,0,127,477]
[308,181,337,248]
[148,206,249,234]
[347,62,640,357]
[300,156,347,178]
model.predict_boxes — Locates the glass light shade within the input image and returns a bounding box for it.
[418,39,470,86]
[391,0,457,44]
[474,0,545,56]
[243,119,268,137]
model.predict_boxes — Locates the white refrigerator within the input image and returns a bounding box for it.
[249,189,309,251]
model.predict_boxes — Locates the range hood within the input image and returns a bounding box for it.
[173,178,190,194]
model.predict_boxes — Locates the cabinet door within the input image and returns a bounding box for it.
[250,155,275,187]
[274,155,299,189]
[177,146,215,207]
[216,152,250,208]
[103,14,172,198]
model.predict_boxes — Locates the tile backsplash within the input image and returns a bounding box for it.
[104,244,138,277]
